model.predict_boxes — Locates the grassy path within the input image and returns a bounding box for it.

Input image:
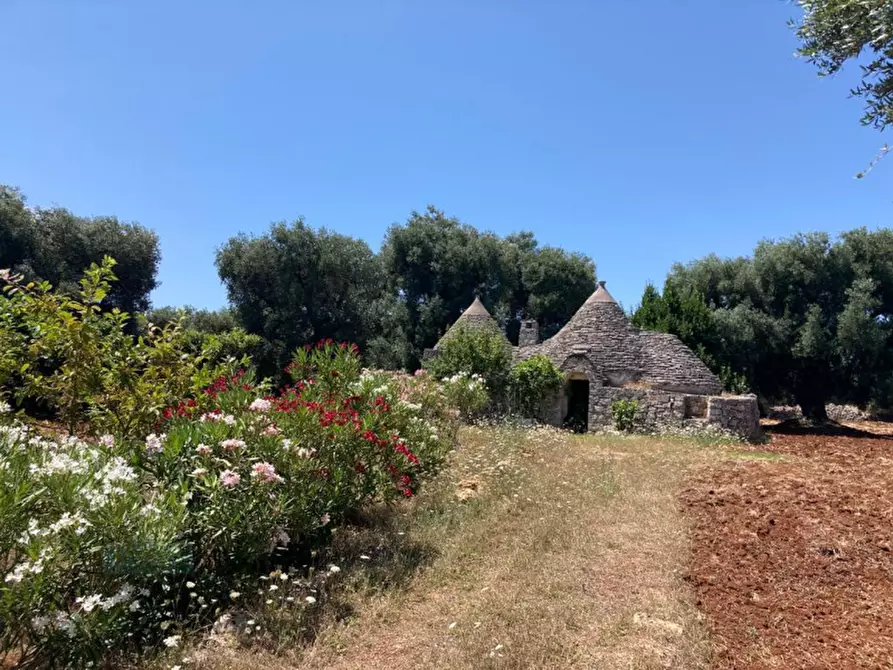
[199,427,712,670]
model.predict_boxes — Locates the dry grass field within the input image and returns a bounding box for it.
[168,421,893,670]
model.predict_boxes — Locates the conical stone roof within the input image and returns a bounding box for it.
[518,281,722,394]
[434,297,509,349]
[531,281,641,377]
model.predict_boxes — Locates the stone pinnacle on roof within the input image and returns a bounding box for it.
[462,296,491,317]
[433,295,509,349]
[589,280,617,304]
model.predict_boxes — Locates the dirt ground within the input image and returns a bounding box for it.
[682,422,893,669]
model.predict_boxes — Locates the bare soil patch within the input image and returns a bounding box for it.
[682,425,893,669]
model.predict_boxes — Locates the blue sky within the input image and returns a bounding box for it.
[2,0,890,311]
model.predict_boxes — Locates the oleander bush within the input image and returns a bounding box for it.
[424,325,512,400]
[0,286,459,668]
[0,344,456,667]
[439,371,489,419]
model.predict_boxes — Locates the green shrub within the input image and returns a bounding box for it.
[424,325,512,399]
[509,355,563,417]
[0,258,237,438]
[719,365,750,395]
[610,399,640,432]
[0,341,456,667]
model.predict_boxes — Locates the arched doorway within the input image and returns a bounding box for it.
[564,372,589,433]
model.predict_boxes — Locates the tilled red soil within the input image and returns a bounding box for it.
[681,426,893,669]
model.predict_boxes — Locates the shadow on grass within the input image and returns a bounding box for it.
[328,504,441,593]
[218,505,443,660]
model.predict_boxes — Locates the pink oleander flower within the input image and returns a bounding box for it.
[220,469,241,488]
[249,398,272,412]
[220,438,246,452]
[99,434,115,448]
[201,411,236,424]
[195,444,212,456]
[250,462,283,484]
[319,512,330,526]
[145,433,166,455]
[262,424,281,437]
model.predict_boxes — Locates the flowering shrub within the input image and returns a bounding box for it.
[0,340,455,668]
[440,372,489,419]
[0,425,187,668]
[425,324,512,400]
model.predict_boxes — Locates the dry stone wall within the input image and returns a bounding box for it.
[706,396,762,441]
[585,387,762,441]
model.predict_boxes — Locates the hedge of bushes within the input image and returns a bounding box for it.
[0,262,465,668]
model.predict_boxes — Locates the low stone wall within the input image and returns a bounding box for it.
[706,395,762,442]
[587,387,761,441]
[589,387,685,433]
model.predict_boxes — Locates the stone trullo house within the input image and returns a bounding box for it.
[428,282,761,441]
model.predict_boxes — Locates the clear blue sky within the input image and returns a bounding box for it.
[2,0,890,311]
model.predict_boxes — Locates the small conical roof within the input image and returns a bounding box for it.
[588,280,616,304]
[527,280,639,365]
[462,296,491,317]
[552,281,631,341]
[434,296,509,349]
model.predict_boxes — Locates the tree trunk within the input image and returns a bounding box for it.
[795,389,829,424]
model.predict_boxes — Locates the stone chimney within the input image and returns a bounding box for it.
[519,319,540,347]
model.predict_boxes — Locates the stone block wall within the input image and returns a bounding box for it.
[589,387,686,433]
[706,395,762,441]
[586,387,761,441]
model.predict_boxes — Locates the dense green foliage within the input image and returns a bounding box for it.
[0,259,236,437]
[216,219,388,378]
[439,371,490,419]
[0,342,456,668]
[140,306,265,367]
[634,228,893,420]
[379,207,595,367]
[509,355,564,417]
[791,0,893,138]
[0,186,160,313]
[144,305,240,333]
[213,208,595,373]
[424,325,513,399]
[610,399,639,432]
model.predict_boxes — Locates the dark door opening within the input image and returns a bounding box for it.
[564,379,590,433]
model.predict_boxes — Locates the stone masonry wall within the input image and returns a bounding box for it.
[706,395,763,442]
[587,388,762,442]
[589,387,685,433]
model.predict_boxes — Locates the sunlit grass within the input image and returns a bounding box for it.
[176,426,717,670]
